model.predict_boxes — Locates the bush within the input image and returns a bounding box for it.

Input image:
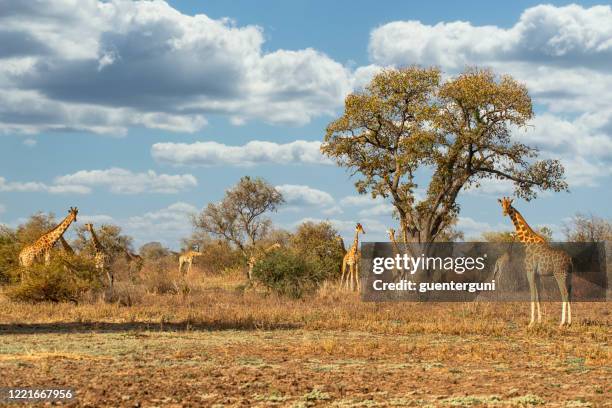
[6,256,101,303]
[290,221,345,281]
[251,249,325,299]
[139,255,183,294]
[0,226,19,284]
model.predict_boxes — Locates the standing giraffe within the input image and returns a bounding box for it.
[178,249,203,275]
[19,207,78,267]
[341,223,365,291]
[498,197,573,327]
[387,228,404,281]
[247,243,281,280]
[84,223,112,289]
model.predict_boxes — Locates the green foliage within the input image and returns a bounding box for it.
[0,226,19,284]
[252,250,325,299]
[6,256,101,303]
[289,221,344,281]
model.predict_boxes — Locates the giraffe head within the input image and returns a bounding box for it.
[68,206,78,221]
[356,223,365,235]
[497,197,514,216]
[387,228,395,240]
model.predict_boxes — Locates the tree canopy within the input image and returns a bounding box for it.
[193,176,284,255]
[321,66,567,243]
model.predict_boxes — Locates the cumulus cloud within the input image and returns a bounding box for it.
[276,184,335,207]
[151,140,331,166]
[0,0,352,135]
[369,4,612,71]
[368,4,612,115]
[368,4,612,190]
[0,176,91,194]
[457,216,510,238]
[0,168,197,195]
[54,168,197,194]
[77,202,198,248]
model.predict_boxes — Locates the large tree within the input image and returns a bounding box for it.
[193,176,284,257]
[321,67,567,243]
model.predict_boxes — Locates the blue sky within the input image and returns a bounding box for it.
[1,0,611,249]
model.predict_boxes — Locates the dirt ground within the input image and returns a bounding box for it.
[0,275,610,407]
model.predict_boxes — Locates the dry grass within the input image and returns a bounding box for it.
[0,270,610,407]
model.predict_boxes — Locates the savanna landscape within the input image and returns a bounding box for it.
[1,1,612,407]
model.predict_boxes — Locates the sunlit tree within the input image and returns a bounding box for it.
[322,66,567,243]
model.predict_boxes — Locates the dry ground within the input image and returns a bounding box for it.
[0,272,610,407]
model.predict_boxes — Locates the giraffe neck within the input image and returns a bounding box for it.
[508,207,545,243]
[40,213,76,249]
[389,235,400,253]
[59,235,74,254]
[88,227,104,252]
[351,230,360,253]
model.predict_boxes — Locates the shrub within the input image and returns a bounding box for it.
[290,221,345,281]
[0,226,19,284]
[139,255,182,294]
[6,256,101,303]
[251,249,325,299]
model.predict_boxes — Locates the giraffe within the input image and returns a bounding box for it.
[498,197,573,327]
[19,207,78,267]
[84,223,112,289]
[341,223,365,291]
[124,249,143,277]
[387,228,404,281]
[247,243,281,280]
[178,249,203,275]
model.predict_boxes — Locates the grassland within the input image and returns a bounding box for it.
[0,272,610,407]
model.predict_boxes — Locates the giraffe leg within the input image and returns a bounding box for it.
[555,273,570,327]
[44,250,51,266]
[526,269,536,327]
[534,279,542,324]
[340,259,347,288]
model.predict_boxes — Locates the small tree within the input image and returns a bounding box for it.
[321,67,567,243]
[74,223,133,260]
[562,213,612,242]
[193,176,284,258]
[139,242,171,261]
[290,221,345,280]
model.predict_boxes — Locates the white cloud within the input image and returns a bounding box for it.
[275,184,335,207]
[124,202,198,248]
[457,216,510,238]
[369,4,612,71]
[152,140,331,166]
[0,0,352,135]
[54,168,197,194]
[0,204,5,214]
[340,194,395,217]
[368,4,612,191]
[76,202,198,249]
[0,176,90,194]
[22,138,36,147]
